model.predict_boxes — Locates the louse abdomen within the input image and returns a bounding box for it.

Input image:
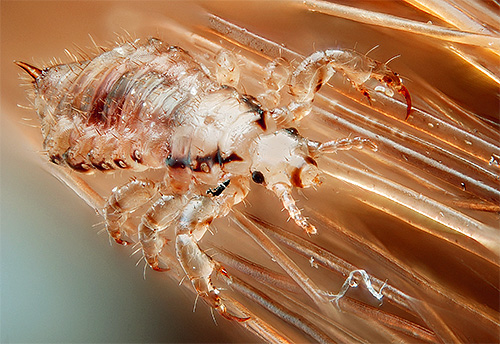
[32,39,218,172]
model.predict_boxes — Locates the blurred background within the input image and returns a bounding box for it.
[1,2,257,343]
[2,1,499,343]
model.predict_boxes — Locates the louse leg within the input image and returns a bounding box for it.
[104,178,157,245]
[139,195,187,271]
[257,58,290,108]
[175,196,248,322]
[311,136,378,154]
[215,50,240,88]
[175,179,250,321]
[271,49,411,125]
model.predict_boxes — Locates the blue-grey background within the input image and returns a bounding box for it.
[1,1,257,342]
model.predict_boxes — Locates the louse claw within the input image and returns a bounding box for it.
[201,288,250,322]
[113,237,131,246]
[149,260,170,272]
[214,267,251,322]
[377,66,412,120]
[397,85,412,120]
[217,305,251,322]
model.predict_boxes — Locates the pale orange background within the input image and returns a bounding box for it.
[2,1,498,343]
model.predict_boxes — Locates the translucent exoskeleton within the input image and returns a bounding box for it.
[16,36,410,321]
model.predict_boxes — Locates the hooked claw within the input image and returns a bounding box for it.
[214,267,250,322]
[375,63,412,120]
[204,289,250,322]
[217,303,251,322]
[397,85,412,120]
[113,237,132,246]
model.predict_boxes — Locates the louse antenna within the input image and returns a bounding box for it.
[272,183,317,235]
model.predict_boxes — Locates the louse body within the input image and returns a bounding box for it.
[17,37,410,320]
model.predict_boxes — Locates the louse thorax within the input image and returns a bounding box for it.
[249,128,321,191]
[166,88,266,192]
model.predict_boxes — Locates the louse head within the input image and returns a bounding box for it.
[250,128,321,191]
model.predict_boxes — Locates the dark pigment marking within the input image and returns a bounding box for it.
[207,180,231,197]
[252,171,265,184]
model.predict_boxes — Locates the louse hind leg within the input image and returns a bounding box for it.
[175,180,250,321]
[270,49,411,126]
[104,178,157,245]
[139,195,188,271]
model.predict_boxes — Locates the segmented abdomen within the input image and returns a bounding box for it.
[36,38,218,172]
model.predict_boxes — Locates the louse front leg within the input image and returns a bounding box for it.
[271,49,411,125]
[310,136,378,154]
[104,178,157,245]
[256,58,290,109]
[175,196,248,321]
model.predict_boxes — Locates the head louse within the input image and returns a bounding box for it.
[17,36,410,326]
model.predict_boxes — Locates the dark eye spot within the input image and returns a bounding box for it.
[252,171,265,184]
